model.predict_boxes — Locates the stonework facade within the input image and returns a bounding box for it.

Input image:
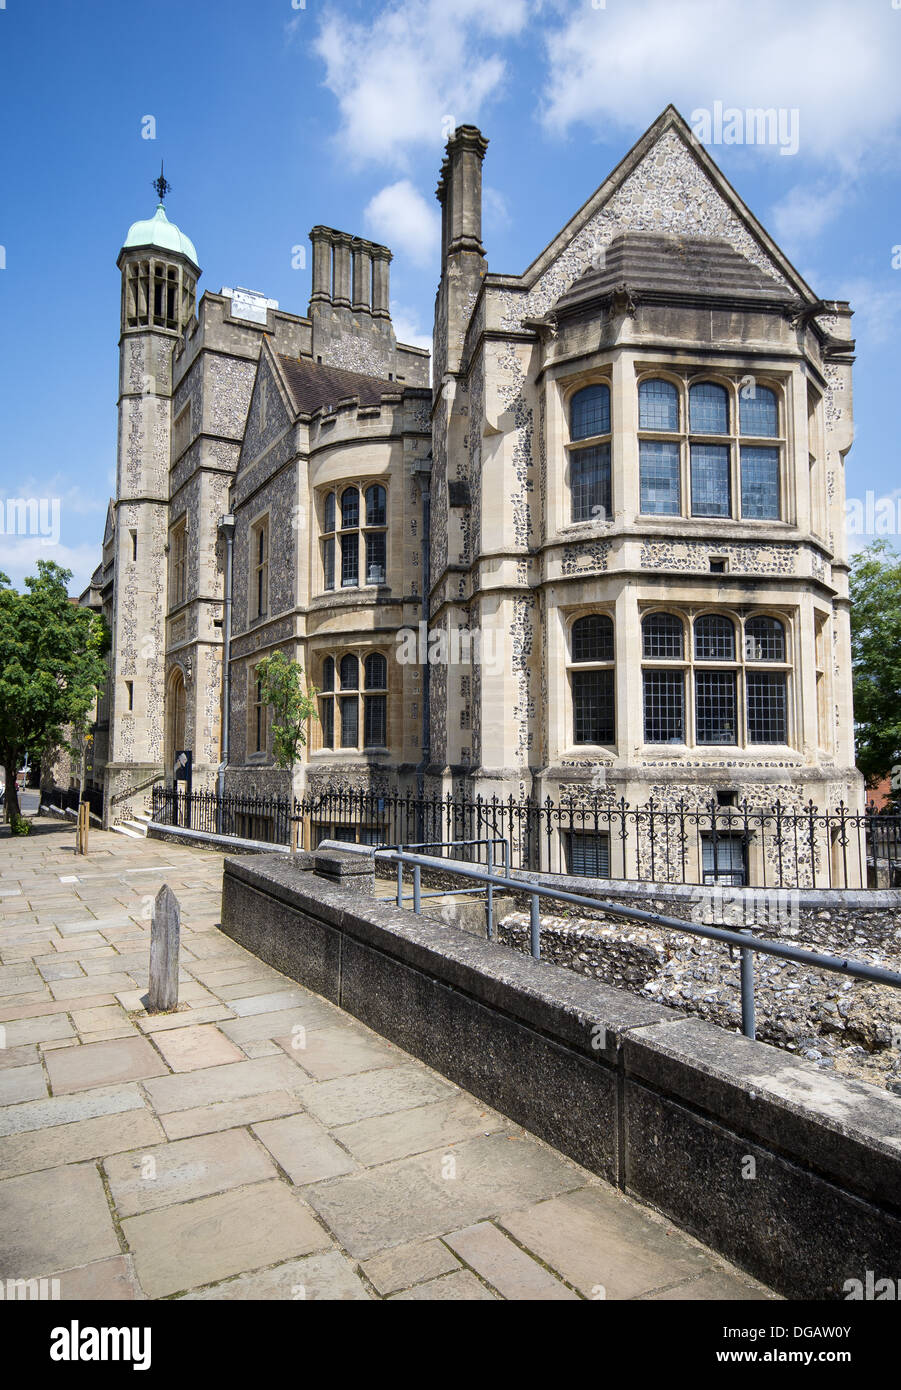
[87,105,863,877]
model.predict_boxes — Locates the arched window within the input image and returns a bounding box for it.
[366,485,387,527]
[570,385,611,522]
[689,382,729,434]
[317,651,389,751]
[740,385,778,438]
[744,616,785,662]
[642,613,684,660]
[572,614,614,663]
[569,615,615,745]
[341,487,359,529]
[570,384,610,441]
[639,379,679,432]
[364,652,388,689]
[642,614,686,743]
[694,615,735,661]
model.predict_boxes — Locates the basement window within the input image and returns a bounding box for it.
[566,831,610,879]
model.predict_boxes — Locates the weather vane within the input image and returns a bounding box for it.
[153,161,171,205]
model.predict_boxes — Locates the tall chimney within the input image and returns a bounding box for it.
[332,232,352,309]
[442,126,488,258]
[351,239,372,314]
[310,226,332,305]
[371,245,392,319]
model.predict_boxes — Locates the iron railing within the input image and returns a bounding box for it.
[319,840,901,1041]
[150,785,901,891]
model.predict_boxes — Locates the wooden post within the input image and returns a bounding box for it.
[76,802,89,856]
[290,820,300,854]
[148,885,180,1013]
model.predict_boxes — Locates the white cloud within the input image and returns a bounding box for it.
[540,0,901,172]
[365,180,440,269]
[770,181,853,251]
[311,0,530,166]
[391,301,432,355]
[0,539,101,598]
[835,277,901,349]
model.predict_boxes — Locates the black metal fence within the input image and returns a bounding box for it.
[150,785,901,891]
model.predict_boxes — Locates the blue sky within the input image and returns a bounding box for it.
[1,0,900,594]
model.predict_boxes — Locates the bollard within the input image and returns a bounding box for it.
[148,885,180,1013]
[740,928,756,1040]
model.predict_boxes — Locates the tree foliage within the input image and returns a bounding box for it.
[256,650,318,774]
[0,562,109,830]
[849,542,901,789]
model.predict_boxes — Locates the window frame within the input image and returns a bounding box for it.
[316,647,390,753]
[567,612,616,749]
[636,372,786,523]
[320,482,389,594]
[565,380,612,525]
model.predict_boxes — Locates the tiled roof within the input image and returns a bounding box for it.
[277,355,399,416]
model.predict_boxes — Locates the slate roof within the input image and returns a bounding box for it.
[554,231,795,314]
[277,355,401,416]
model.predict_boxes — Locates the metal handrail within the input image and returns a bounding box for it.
[316,841,901,1041]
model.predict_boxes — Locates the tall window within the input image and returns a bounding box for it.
[744,616,787,743]
[317,650,389,751]
[638,375,783,521]
[569,614,615,745]
[639,379,680,515]
[170,520,187,607]
[694,614,737,745]
[740,386,780,520]
[569,384,611,522]
[322,483,388,591]
[642,613,685,743]
[251,517,269,619]
[249,666,267,754]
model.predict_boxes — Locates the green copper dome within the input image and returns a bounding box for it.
[122,205,199,266]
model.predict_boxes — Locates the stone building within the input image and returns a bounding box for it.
[87,105,863,881]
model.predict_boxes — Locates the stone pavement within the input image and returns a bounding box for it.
[0,818,778,1301]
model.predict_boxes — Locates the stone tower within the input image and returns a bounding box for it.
[104,191,200,823]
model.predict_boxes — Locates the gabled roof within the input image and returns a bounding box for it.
[514,105,817,308]
[277,355,400,416]
[555,231,795,314]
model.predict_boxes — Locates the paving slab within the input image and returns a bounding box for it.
[252,1113,358,1185]
[49,973,137,1000]
[137,1004,235,1033]
[158,1092,293,1144]
[306,1132,585,1259]
[0,1064,48,1106]
[220,1001,339,1046]
[390,1270,497,1300]
[498,1186,717,1300]
[0,1107,165,1180]
[44,1035,169,1095]
[361,1238,461,1296]
[275,1024,406,1082]
[121,1180,331,1299]
[142,1055,309,1114]
[105,1128,279,1216]
[444,1221,578,1300]
[301,1065,456,1129]
[52,1254,146,1300]
[0,1043,40,1071]
[332,1095,507,1167]
[179,1251,370,1301]
[0,1163,121,1275]
[150,1024,245,1073]
[227,989,316,1017]
[3,1013,75,1047]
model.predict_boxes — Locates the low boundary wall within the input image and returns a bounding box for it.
[220,851,901,1300]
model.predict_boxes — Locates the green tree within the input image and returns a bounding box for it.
[849,541,901,791]
[0,562,109,832]
[256,650,318,779]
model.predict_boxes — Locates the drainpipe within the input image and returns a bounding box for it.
[217,514,235,831]
[415,458,432,826]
